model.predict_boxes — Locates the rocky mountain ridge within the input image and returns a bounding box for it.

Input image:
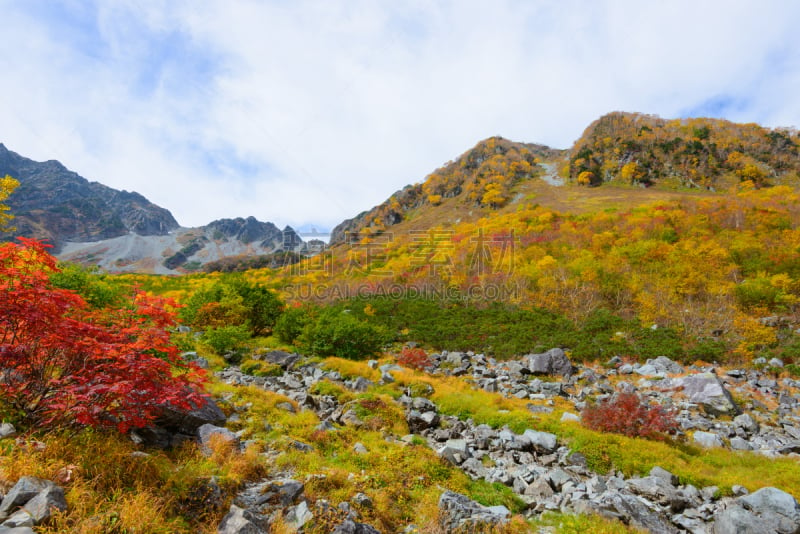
[0,143,179,250]
[0,144,306,273]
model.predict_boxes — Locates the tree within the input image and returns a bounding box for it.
[180,277,284,336]
[0,238,207,432]
[0,174,19,233]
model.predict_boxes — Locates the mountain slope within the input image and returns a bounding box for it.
[331,137,563,244]
[0,143,179,250]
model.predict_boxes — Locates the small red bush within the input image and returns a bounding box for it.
[581,392,678,440]
[397,347,431,371]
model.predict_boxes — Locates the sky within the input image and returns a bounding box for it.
[1,1,799,231]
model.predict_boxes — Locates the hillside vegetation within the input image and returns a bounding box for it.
[4,112,800,533]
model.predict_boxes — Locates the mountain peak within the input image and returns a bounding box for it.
[0,143,179,251]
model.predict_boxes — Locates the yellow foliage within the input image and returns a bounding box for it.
[0,174,19,232]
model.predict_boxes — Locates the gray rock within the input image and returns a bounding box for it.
[438,491,508,532]
[353,493,373,509]
[730,437,753,451]
[734,413,760,434]
[19,485,66,524]
[0,477,53,521]
[261,350,300,369]
[353,442,368,454]
[523,348,574,377]
[694,431,724,448]
[439,439,471,465]
[560,412,581,423]
[592,492,680,533]
[677,373,740,416]
[1,510,34,528]
[284,501,313,531]
[0,527,36,534]
[523,429,558,453]
[650,466,679,486]
[217,504,266,534]
[0,423,16,440]
[713,487,800,533]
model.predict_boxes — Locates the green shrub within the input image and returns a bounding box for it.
[201,325,250,356]
[299,309,391,360]
[274,305,316,344]
[180,277,284,336]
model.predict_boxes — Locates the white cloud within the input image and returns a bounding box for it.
[0,0,798,228]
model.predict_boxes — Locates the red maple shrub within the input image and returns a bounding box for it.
[397,346,432,370]
[0,238,207,432]
[581,392,678,440]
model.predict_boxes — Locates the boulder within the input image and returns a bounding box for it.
[523,429,558,453]
[19,485,66,524]
[439,439,471,465]
[694,431,724,448]
[438,491,508,532]
[677,373,740,416]
[131,393,227,448]
[713,487,800,534]
[0,423,16,440]
[406,410,440,433]
[0,477,54,521]
[261,350,300,370]
[523,348,574,377]
[217,505,267,534]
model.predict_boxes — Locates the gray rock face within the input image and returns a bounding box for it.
[523,348,574,377]
[677,373,740,416]
[713,487,800,534]
[438,491,508,532]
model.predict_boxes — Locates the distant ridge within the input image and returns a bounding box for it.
[0,143,304,273]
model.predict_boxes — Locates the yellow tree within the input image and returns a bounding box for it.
[0,175,19,232]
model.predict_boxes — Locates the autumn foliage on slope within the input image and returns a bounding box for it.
[570,112,800,188]
[0,238,207,432]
